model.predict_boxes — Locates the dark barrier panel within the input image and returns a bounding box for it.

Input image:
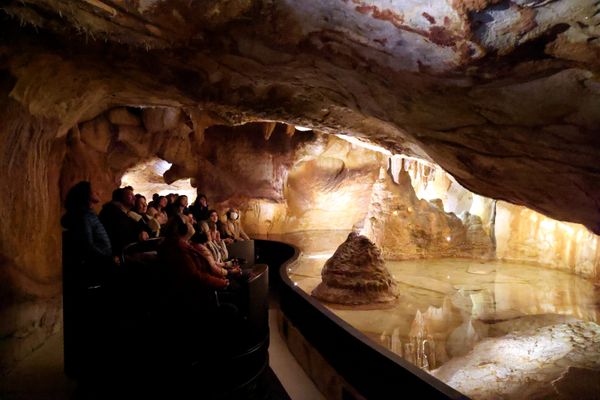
[255,239,468,400]
[255,240,296,291]
[63,238,271,398]
[227,239,256,267]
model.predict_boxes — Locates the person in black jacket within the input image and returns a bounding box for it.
[190,194,210,222]
[99,186,149,258]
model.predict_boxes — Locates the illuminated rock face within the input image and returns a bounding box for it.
[3,2,600,233]
[2,0,600,376]
[431,321,600,400]
[312,233,398,305]
[363,166,495,260]
[197,129,383,234]
[495,201,600,280]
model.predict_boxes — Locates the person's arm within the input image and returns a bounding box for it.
[224,221,236,240]
[180,249,228,289]
[192,244,228,277]
[82,214,112,259]
[238,223,250,240]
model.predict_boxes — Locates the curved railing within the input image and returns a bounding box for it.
[255,239,468,400]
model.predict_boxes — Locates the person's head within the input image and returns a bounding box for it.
[134,195,147,214]
[226,208,239,221]
[195,231,209,244]
[209,210,219,223]
[152,193,159,203]
[120,187,135,209]
[165,215,195,241]
[176,195,188,209]
[158,196,167,209]
[167,193,177,204]
[147,207,158,218]
[65,181,98,212]
[197,194,208,207]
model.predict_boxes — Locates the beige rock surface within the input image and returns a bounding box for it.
[2,2,600,232]
[312,232,398,305]
[431,321,600,400]
[363,166,494,260]
[2,0,600,377]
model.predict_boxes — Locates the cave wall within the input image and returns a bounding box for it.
[1,0,600,378]
[0,90,63,373]
[362,165,494,260]
[206,130,384,234]
[496,201,600,280]
[1,99,599,376]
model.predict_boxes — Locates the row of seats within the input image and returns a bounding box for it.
[63,235,270,398]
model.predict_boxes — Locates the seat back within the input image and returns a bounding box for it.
[246,264,269,339]
[226,239,256,267]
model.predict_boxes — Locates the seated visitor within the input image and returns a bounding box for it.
[190,194,210,222]
[145,207,162,237]
[174,195,189,216]
[147,195,168,226]
[192,232,241,280]
[148,192,159,209]
[158,215,239,336]
[200,210,230,262]
[128,195,160,238]
[164,193,179,217]
[61,181,114,284]
[225,208,250,241]
[99,186,149,258]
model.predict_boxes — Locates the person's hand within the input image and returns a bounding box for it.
[224,279,230,288]
[231,266,242,276]
[224,238,234,245]
[139,231,149,241]
[113,256,121,266]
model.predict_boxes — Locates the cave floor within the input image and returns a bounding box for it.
[0,306,324,400]
[286,233,600,400]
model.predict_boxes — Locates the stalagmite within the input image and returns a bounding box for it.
[312,232,398,305]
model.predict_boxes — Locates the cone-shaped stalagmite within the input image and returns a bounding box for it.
[312,232,398,305]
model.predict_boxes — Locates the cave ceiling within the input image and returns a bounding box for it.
[1,0,600,233]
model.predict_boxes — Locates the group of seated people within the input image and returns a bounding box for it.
[61,181,252,326]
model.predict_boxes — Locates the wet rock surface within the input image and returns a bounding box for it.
[431,320,600,400]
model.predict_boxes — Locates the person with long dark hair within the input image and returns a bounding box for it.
[61,181,115,377]
[190,194,210,222]
[61,181,113,273]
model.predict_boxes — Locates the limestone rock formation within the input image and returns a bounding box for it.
[431,320,600,400]
[2,0,600,378]
[312,232,398,305]
[2,2,600,232]
[363,165,495,260]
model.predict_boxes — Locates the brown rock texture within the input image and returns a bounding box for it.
[312,232,398,305]
[1,2,600,232]
[364,165,495,260]
[1,0,600,375]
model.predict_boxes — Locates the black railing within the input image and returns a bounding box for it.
[255,239,468,400]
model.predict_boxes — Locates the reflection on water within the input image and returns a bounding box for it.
[286,237,600,399]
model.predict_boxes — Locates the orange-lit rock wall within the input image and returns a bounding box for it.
[1,102,599,376]
[362,165,494,260]
[496,202,600,280]
[239,134,383,234]
[0,95,63,373]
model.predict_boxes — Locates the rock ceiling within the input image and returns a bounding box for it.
[1,0,600,232]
